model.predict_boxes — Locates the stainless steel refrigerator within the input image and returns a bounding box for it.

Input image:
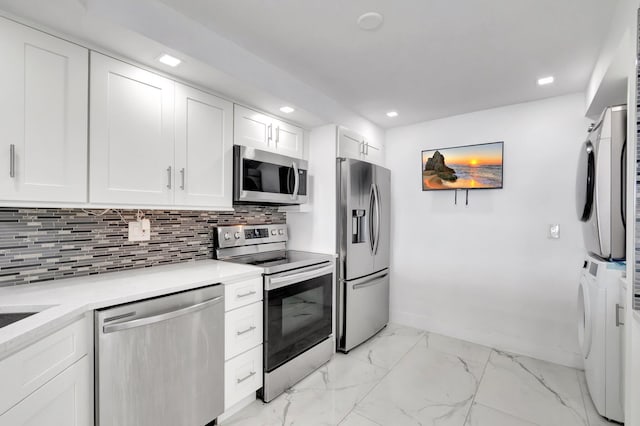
[336,158,390,353]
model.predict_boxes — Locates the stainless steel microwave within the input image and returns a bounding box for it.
[233,145,309,205]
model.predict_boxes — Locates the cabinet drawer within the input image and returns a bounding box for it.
[225,278,263,312]
[0,356,92,426]
[225,302,262,360]
[0,315,90,415]
[224,345,262,410]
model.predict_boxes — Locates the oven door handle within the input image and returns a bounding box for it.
[266,263,334,291]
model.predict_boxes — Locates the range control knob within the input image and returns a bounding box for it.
[278,229,284,236]
[234,232,241,239]
[271,229,277,236]
[223,232,231,241]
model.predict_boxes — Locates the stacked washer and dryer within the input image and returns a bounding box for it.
[576,105,627,423]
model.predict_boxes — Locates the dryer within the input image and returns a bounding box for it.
[577,254,624,423]
[576,105,627,260]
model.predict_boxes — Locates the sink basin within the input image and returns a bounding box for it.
[0,312,37,329]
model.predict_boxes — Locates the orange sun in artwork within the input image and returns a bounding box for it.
[469,159,478,166]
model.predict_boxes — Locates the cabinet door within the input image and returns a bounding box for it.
[0,17,88,203]
[274,120,304,159]
[90,52,175,205]
[365,142,384,166]
[175,84,233,208]
[234,104,273,151]
[0,357,92,426]
[337,127,364,160]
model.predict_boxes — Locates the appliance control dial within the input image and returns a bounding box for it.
[271,229,277,236]
[234,232,241,239]
[278,229,284,235]
[223,232,231,241]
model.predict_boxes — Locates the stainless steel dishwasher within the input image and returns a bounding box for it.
[95,284,224,426]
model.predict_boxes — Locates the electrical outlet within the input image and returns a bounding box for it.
[128,219,151,242]
[548,224,560,239]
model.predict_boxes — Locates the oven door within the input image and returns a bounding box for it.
[234,145,308,205]
[264,262,334,372]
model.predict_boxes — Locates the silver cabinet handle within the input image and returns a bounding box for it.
[268,124,273,143]
[9,144,15,178]
[360,141,366,155]
[616,303,625,327]
[237,290,257,298]
[237,371,256,384]
[276,126,280,145]
[166,166,172,189]
[236,325,256,336]
[180,168,185,190]
[103,295,223,333]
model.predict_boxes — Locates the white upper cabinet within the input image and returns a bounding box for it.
[90,52,175,205]
[174,83,233,208]
[234,105,304,159]
[337,126,384,166]
[0,17,88,203]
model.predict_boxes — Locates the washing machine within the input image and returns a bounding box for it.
[577,254,624,423]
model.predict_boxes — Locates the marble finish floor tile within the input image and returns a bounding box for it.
[338,412,381,426]
[348,323,425,369]
[222,353,387,426]
[224,324,598,426]
[474,350,587,426]
[354,334,488,426]
[464,403,538,426]
[576,371,620,425]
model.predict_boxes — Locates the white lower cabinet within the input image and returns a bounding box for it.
[224,278,264,412]
[0,315,92,425]
[0,356,91,426]
[224,344,263,410]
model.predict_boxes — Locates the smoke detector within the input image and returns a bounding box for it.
[357,12,384,31]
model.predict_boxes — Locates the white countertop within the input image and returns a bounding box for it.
[0,260,262,360]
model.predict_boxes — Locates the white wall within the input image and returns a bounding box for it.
[386,93,590,368]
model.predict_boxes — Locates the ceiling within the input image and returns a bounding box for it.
[156,0,617,128]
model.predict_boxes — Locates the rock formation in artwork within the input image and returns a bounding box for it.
[424,151,458,181]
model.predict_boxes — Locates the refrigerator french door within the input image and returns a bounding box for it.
[337,158,390,353]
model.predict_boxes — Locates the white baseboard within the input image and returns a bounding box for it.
[391,309,584,369]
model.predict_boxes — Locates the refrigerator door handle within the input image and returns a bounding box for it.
[373,183,381,255]
[369,184,375,253]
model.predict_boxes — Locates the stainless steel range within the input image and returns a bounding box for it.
[215,224,334,402]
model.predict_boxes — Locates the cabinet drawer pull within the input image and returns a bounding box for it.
[166,166,172,189]
[237,290,257,298]
[236,371,256,384]
[236,325,256,336]
[9,144,15,178]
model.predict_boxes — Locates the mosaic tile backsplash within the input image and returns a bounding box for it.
[0,206,285,286]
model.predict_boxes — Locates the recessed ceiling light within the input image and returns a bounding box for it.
[537,76,554,86]
[357,12,384,31]
[158,54,181,67]
[280,106,295,114]
[386,111,398,118]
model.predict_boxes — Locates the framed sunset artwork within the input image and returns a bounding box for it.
[421,141,504,191]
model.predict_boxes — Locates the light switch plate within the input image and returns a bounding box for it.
[128,219,151,242]
[548,224,560,239]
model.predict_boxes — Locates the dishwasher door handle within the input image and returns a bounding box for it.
[103,295,223,333]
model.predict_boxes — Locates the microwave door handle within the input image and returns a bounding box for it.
[292,161,300,199]
[373,183,381,255]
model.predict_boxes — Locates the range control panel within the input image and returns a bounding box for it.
[215,224,287,249]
